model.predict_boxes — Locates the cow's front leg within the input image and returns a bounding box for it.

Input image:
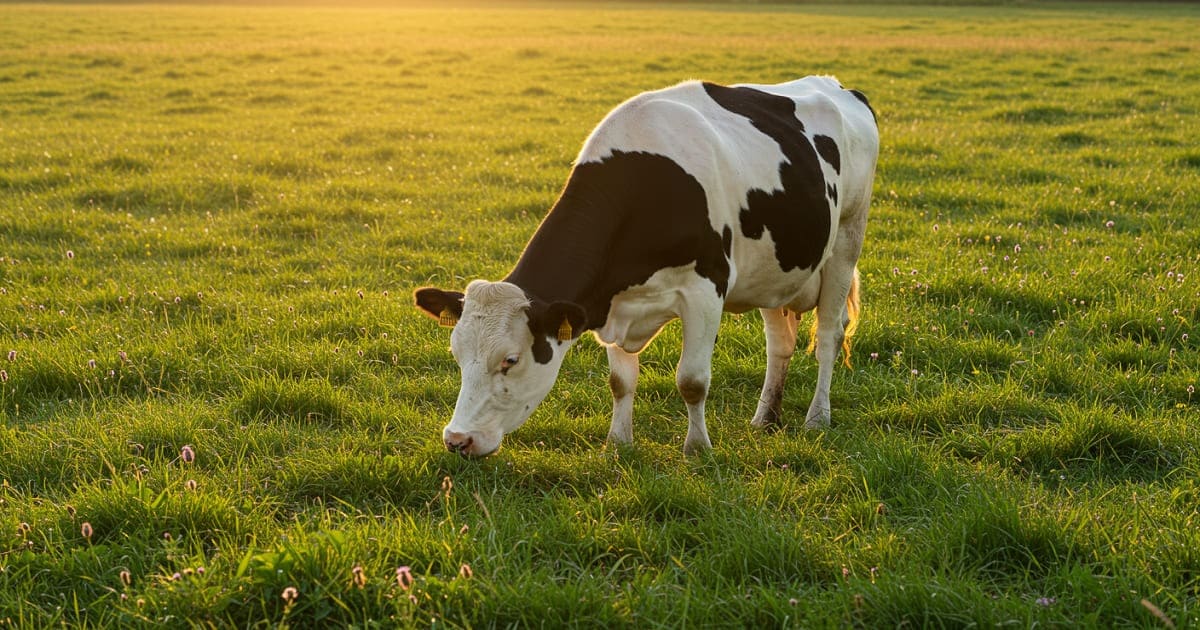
[677,305,722,455]
[752,307,799,429]
[606,344,638,445]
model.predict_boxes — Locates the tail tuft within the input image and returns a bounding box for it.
[807,268,861,368]
[842,268,861,367]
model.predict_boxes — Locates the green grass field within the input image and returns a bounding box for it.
[2,1,1199,626]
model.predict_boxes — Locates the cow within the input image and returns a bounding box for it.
[415,76,878,457]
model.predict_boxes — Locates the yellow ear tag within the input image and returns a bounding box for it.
[438,308,458,328]
[557,319,573,342]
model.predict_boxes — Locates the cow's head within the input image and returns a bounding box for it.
[415,280,586,457]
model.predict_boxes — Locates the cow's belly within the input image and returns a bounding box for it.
[724,268,822,313]
[723,232,829,311]
[724,268,821,313]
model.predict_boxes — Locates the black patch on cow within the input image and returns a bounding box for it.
[827,182,838,206]
[702,82,832,272]
[722,225,732,258]
[813,134,841,174]
[848,89,877,122]
[528,322,553,363]
[506,150,729,332]
[523,299,587,364]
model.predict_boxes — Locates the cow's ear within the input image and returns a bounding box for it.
[543,301,587,341]
[414,288,464,327]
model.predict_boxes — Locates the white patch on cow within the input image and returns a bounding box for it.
[441,280,576,456]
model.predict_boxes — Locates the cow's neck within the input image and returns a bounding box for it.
[503,190,615,331]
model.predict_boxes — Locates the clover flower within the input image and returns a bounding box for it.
[396,566,414,590]
[352,565,367,589]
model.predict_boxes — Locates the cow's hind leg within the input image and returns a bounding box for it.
[751,307,799,429]
[606,344,638,445]
[677,298,723,455]
[805,266,860,429]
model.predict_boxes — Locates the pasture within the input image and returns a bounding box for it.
[1,1,1199,626]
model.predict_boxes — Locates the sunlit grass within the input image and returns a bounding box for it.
[2,1,1199,626]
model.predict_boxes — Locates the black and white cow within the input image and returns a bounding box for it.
[416,76,878,457]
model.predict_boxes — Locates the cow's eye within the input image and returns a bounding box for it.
[500,354,520,373]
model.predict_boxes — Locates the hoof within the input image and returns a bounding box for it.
[682,437,712,456]
[750,407,782,431]
[803,409,831,430]
[606,430,633,446]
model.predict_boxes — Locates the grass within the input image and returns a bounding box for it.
[1,1,1199,626]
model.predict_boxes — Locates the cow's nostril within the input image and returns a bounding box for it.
[444,432,475,454]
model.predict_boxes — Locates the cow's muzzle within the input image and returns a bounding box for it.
[444,430,497,458]
[444,430,474,454]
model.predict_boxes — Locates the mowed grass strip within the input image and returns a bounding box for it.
[1,2,1199,626]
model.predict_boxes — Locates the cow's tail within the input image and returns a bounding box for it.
[807,267,861,368]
